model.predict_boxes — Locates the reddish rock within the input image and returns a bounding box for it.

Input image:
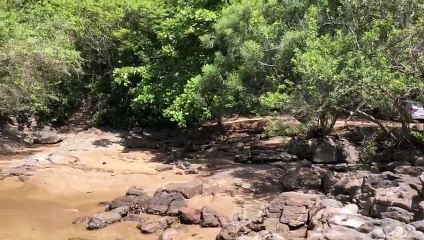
[178,207,201,224]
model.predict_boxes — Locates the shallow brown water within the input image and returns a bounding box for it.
[0,138,240,240]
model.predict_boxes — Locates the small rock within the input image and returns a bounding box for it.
[18,175,29,182]
[155,164,174,172]
[72,216,90,225]
[160,228,178,240]
[138,221,160,234]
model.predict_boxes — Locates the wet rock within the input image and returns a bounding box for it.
[155,164,174,172]
[178,207,201,224]
[313,138,338,163]
[147,191,187,216]
[201,206,230,228]
[87,211,122,230]
[160,228,178,240]
[159,181,203,199]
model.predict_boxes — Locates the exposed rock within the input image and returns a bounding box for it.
[280,205,308,228]
[201,206,230,228]
[282,166,327,191]
[332,172,366,198]
[72,216,90,225]
[122,214,145,223]
[158,216,175,229]
[411,220,424,232]
[159,181,203,199]
[178,207,201,224]
[337,138,359,164]
[394,166,424,177]
[155,164,174,172]
[267,192,320,219]
[110,206,130,216]
[313,138,338,163]
[160,228,178,240]
[147,191,187,216]
[108,194,149,212]
[184,168,199,174]
[32,131,63,144]
[288,137,309,157]
[138,221,160,234]
[358,218,424,239]
[87,211,122,230]
[216,221,241,240]
[126,185,147,196]
[122,135,149,148]
[379,206,414,223]
[18,175,29,182]
[358,173,420,221]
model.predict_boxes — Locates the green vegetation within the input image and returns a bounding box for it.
[1,0,424,142]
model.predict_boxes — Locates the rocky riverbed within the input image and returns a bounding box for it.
[1,120,424,240]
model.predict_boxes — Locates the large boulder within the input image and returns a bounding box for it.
[147,191,187,216]
[358,173,420,223]
[313,138,338,163]
[159,181,203,199]
[178,207,201,224]
[282,166,327,191]
[337,138,360,164]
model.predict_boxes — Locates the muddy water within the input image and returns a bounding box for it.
[0,143,240,240]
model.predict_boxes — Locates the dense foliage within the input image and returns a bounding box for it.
[1,0,423,139]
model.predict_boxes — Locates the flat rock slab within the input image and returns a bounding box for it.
[87,212,122,230]
[147,191,187,216]
[159,181,203,199]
